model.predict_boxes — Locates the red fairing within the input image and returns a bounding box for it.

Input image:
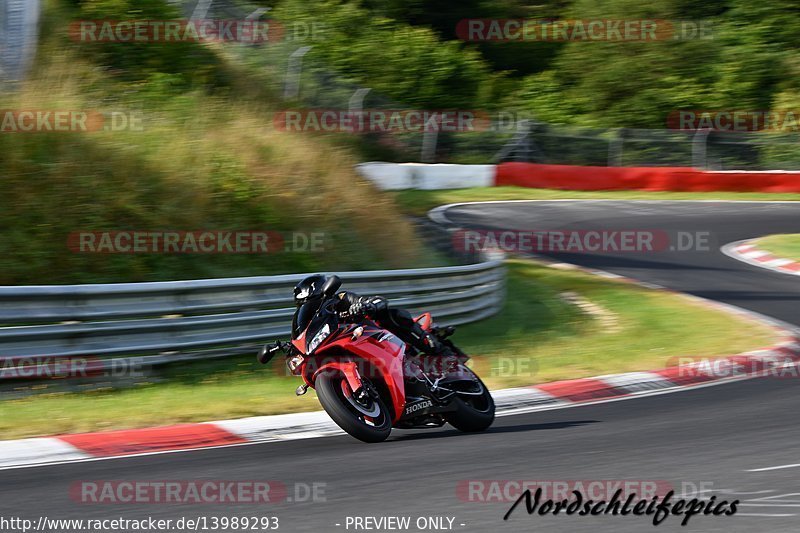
[311,328,407,422]
[291,332,307,354]
[312,361,363,393]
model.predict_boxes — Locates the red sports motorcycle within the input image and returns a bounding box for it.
[258,276,495,442]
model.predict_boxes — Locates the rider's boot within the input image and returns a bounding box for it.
[410,321,455,357]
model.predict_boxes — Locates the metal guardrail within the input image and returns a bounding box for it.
[0,259,505,377]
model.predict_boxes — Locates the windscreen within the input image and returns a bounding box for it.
[292,300,322,339]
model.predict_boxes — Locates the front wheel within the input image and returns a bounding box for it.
[443,369,495,432]
[315,371,392,443]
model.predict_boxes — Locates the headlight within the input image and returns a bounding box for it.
[307,323,331,354]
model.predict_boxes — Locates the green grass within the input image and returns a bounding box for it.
[394,187,800,216]
[0,259,775,440]
[752,234,800,262]
[463,260,775,387]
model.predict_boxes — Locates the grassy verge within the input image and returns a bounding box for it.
[0,259,775,440]
[752,234,800,262]
[394,187,800,216]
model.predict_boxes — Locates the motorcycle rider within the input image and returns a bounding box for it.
[293,274,454,357]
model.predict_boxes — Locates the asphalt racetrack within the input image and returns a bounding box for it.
[3,200,800,533]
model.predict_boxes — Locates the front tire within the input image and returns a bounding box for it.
[443,370,495,432]
[316,371,392,443]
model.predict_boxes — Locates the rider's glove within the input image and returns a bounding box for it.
[349,298,378,318]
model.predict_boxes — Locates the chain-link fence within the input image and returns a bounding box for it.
[188,0,513,164]
[252,44,800,170]
[167,1,800,169]
[495,120,800,170]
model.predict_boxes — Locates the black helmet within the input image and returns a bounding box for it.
[293,274,327,305]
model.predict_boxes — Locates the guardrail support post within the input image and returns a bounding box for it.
[608,129,624,166]
[284,46,313,100]
[421,128,439,163]
[190,0,213,20]
[692,128,710,170]
[348,88,371,133]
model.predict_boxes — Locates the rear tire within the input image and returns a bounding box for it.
[316,371,392,443]
[443,370,495,432]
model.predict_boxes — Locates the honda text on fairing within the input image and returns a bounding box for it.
[257,275,495,443]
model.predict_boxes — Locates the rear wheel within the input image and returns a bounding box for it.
[316,371,392,443]
[443,368,495,432]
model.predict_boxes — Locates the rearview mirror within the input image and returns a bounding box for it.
[322,275,341,296]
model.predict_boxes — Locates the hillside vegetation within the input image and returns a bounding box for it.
[0,0,428,284]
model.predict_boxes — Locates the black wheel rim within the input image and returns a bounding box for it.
[459,367,493,413]
[336,376,388,428]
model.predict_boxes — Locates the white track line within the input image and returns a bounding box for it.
[737,513,797,517]
[740,504,800,508]
[747,463,800,472]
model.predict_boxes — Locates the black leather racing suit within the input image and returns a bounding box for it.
[333,291,449,356]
